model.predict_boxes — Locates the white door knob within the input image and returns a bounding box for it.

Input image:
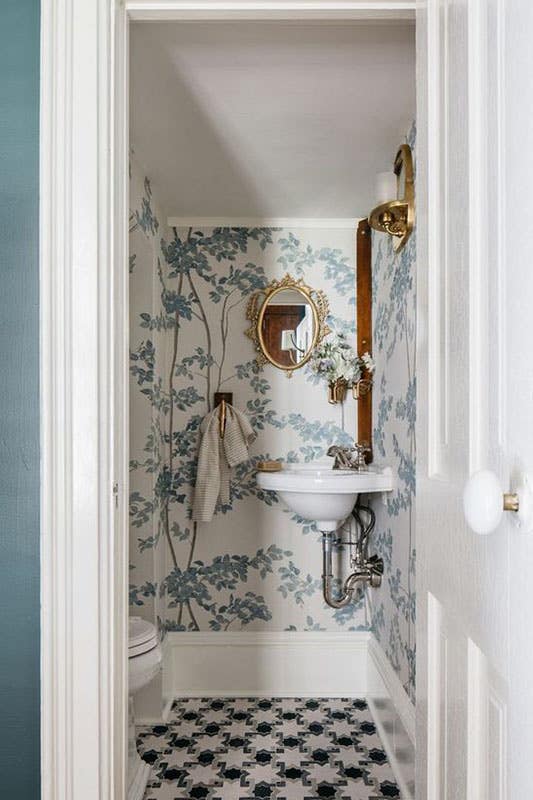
[463,469,533,535]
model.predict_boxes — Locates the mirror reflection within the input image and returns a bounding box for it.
[260,289,315,368]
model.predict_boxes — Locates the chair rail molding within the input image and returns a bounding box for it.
[40,1,415,798]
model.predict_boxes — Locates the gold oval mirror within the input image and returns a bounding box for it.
[246,275,330,375]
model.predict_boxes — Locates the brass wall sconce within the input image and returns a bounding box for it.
[368,144,415,253]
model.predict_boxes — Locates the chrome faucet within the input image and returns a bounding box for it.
[327,445,354,470]
[327,442,370,471]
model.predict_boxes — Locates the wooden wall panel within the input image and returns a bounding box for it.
[356,218,372,461]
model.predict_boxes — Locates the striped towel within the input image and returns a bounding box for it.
[193,404,256,523]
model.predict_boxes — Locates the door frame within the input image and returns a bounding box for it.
[40,1,417,798]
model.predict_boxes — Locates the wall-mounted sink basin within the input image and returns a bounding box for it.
[257,464,394,531]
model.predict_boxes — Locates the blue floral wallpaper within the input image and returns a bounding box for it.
[370,123,417,703]
[129,155,372,636]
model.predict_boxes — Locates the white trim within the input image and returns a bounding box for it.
[128,1,416,22]
[128,761,151,800]
[166,631,370,697]
[113,8,132,796]
[426,0,450,481]
[162,695,175,722]
[367,635,415,799]
[426,590,444,800]
[368,635,415,742]
[40,1,128,799]
[467,0,489,473]
[168,217,362,230]
[466,638,488,800]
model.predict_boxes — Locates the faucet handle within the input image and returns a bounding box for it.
[352,442,371,468]
[353,442,371,454]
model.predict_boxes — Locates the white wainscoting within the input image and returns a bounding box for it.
[164,631,370,698]
[367,636,415,800]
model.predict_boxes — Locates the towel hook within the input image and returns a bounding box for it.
[214,392,233,439]
[219,399,226,438]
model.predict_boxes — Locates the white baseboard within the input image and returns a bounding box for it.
[166,631,370,697]
[161,695,174,723]
[127,759,150,800]
[134,636,173,725]
[367,635,415,800]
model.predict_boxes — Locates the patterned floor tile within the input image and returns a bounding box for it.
[137,698,401,799]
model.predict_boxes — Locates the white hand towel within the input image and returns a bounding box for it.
[193,404,255,523]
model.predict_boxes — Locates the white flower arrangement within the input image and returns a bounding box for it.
[307,332,374,390]
[360,350,375,376]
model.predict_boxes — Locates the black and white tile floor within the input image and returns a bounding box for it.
[137,697,401,799]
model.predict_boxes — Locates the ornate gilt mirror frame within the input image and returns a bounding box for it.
[245,274,330,377]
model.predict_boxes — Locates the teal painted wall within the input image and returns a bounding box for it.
[0,1,40,796]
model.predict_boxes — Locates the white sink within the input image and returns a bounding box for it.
[257,463,394,531]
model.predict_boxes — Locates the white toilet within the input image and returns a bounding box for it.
[128,616,162,800]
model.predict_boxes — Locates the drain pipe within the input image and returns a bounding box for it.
[321,503,384,609]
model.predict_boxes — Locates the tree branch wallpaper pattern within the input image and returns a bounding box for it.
[129,155,373,637]
[370,123,417,704]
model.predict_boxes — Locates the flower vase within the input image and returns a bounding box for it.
[328,377,348,404]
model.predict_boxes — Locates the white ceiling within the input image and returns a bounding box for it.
[130,22,415,219]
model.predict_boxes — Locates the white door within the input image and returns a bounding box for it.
[417,1,533,797]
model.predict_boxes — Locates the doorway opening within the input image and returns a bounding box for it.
[127,19,416,800]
